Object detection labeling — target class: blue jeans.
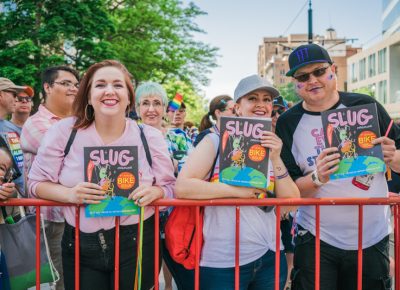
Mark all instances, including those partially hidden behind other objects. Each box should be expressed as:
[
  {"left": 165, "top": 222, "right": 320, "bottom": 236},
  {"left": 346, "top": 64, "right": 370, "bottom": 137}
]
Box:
[{"left": 200, "top": 250, "right": 287, "bottom": 290}]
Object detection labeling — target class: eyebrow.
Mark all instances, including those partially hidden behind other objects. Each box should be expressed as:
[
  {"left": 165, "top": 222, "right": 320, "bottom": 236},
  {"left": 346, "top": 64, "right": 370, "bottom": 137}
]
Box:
[{"left": 295, "top": 65, "right": 328, "bottom": 76}]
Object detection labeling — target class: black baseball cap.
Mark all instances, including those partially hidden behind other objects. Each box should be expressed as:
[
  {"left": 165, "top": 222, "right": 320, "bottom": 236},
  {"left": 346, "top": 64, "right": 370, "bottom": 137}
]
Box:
[{"left": 286, "top": 44, "right": 332, "bottom": 77}]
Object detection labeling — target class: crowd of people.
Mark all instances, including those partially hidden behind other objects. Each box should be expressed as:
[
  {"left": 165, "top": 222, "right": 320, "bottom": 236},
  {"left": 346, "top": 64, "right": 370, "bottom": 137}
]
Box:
[{"left": 0, "top": 43, "right": 399, "bottom": 290}]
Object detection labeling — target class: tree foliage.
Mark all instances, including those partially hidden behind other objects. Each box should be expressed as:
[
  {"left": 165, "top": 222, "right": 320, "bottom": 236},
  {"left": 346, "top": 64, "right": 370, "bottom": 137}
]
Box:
[
  {"left": 0, "top": 0, "right": 218, "bottom": 122},
  {"left": 277, "top": 82, "right": 301, "bottom": 104}
]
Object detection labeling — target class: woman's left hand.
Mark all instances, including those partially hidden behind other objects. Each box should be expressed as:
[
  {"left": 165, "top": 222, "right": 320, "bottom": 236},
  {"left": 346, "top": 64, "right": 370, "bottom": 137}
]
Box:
[
  {"left": 260, "top": 131, "right": 283, "bottom": 162},
  {"left": 128, "top": 185, "right": 164, "bottom": 207}
]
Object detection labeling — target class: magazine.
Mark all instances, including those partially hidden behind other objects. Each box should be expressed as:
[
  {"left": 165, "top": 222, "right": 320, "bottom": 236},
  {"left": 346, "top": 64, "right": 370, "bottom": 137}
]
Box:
[
  {"left": 321, "top": 103, "right": 386, "bottom": 180},
  {"left": 84, "top": 146, "right": 140, "bottom": 217},
  {"left": 219, "top": 116, "right": 271, "bottom": 189}
]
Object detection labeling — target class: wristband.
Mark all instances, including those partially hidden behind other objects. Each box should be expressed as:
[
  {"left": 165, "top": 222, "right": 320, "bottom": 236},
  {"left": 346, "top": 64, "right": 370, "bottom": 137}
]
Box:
[{"left": 276, "top": 170, "right": 289, "bottom": 180}]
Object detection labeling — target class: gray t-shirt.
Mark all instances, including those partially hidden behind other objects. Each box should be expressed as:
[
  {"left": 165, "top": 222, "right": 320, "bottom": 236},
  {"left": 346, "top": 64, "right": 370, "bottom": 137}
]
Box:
[
  {"left": 276, "top": 92, "right": 400, "bottom": 250},
  {"left": 200, "top": 132, "right": 282, "bottom": 268}
]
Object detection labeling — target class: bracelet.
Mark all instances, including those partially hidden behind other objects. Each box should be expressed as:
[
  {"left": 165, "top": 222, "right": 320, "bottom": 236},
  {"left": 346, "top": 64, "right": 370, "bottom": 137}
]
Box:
[{"left": 276, "top": 170, "right": 289, "bottom": 180}]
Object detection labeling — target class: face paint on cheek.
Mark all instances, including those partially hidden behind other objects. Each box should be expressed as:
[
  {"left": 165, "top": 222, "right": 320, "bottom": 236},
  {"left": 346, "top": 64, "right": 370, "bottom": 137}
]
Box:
[
  {"left": 327, "top": 74, "right": 334, "bottom": 80},
  {"left": 296, "top": 83, "right": 304, "bottom": 90}
]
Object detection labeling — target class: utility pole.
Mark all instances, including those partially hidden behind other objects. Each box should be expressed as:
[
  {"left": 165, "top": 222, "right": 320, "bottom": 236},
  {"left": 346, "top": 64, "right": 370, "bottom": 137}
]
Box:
[{"left": 308, "top": 0, "right": 313, "bottom": 44}]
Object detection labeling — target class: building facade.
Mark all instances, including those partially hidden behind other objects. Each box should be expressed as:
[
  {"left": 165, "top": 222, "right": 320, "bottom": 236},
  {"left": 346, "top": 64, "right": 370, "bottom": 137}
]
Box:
[
  {"left": 347, "top": 0, "right": 400, "bottom": 118},
  {"left": 258, "top": 29, "right": 359, "bottom": 91}
]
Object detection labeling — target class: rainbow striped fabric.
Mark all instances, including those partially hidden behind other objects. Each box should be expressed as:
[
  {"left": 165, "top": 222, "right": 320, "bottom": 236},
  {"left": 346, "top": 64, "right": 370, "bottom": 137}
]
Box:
[{"left": 168, "top": 93, "right": 183, "bottom": 112}]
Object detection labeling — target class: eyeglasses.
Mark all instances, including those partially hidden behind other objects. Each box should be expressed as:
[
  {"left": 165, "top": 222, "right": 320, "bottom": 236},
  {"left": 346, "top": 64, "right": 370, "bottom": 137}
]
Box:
[
  {"left": 293, "top": 66, "right": 330, "bottom": 83},
  {"left": 272, "top": 107, "right": 286, "bottom": 117},
  {"left": 15, "top": 96, "right": 33, "bottom": 103},
  {"left": 53, "top": 81, "right": 80, "bottom": 89}
]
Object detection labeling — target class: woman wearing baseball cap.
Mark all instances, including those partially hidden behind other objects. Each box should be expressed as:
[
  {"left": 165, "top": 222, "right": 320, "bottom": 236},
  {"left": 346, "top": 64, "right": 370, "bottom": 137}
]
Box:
[{"left": 175, "top": 74, "right": 299, "bottom": 290}]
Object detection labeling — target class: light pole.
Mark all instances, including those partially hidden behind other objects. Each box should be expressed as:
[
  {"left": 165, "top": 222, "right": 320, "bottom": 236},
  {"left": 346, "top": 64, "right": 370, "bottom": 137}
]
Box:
[{"left": 308, "top": 0, "right": 313, "bottom": 44}]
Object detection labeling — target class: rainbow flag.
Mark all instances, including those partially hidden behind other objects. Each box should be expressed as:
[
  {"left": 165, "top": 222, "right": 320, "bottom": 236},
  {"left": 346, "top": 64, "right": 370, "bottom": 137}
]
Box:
[{"left": 168, "top": 93, "right": 183, "bottom": 112}]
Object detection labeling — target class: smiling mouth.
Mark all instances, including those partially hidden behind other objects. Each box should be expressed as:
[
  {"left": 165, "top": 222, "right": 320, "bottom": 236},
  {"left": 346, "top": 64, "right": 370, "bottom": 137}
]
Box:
[
  {"left": 308, "top": 86, "right": 322, "bottom": 92},
  {"left": 253, "top": 111, "right": 267, "bottom": 116},
  {"left": 102, "top": 99, "right": 119, "bottom": 106}
]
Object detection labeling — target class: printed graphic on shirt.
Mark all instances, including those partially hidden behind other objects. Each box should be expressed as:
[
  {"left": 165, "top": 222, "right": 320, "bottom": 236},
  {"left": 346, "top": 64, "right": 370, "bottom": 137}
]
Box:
[
  {"left": 4, "top": 132, "right": 24, "bottom": 174},
  {"left": 306, "top": 128, "right": 326, "bottom": 167},
  {"left": 84, "top": 146, "right": 140, "bottom": 218},
  {"left": 219, "top": 116, "right": 271, "bottom": 189},
  {"left": 321, "top": 103, "right": 385, "bottom": 179}
]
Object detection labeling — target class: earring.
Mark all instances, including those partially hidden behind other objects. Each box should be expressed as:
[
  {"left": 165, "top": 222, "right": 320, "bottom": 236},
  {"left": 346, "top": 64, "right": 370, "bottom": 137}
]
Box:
[{"left": 84, "top": 103, "right": 94, "bottom": 121}]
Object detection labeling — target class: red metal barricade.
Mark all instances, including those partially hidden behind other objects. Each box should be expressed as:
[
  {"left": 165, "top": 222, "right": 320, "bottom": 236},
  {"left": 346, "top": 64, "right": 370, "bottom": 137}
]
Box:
[{"left": 1, "top": 197, "right": 400, "bottom": 290}]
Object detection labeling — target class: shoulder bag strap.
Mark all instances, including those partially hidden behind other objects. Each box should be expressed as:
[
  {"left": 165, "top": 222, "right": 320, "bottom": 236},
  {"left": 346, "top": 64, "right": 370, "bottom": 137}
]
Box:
[{"left": 138, "top": 124, "right": 153, "bottom": 168}]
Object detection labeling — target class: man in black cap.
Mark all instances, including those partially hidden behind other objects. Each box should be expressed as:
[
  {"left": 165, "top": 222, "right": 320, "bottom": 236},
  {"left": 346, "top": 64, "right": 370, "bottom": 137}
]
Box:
[{"left": 276, "top": 43, "right": 400, "bottom": 290}]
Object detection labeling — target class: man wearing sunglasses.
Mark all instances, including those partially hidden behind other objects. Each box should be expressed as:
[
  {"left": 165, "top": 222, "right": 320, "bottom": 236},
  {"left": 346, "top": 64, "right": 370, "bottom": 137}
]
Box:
[
  {"left": 276, "top": 43, "right": 400, "bottom": 290},
  {"left": 0, "top": 78, "right": 28, "bottom": 198},
  {"left": 11, "top": 86, "right": 34, "bottom": 129}
]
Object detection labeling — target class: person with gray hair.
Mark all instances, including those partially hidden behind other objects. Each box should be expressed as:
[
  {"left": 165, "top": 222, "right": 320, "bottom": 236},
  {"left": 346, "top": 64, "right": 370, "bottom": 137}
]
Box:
[
  {"left": 135, "top": 81, "right": 168, "bottom": 133},
  {"left": 135, "top": 81, "right": 175, "bottom": 290}
]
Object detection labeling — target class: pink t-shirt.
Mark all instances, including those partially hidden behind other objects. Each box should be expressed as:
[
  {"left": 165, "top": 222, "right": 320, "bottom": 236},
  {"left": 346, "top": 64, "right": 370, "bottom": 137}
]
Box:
[{"left": 28, "top": 117, "right": 175, "bottom": 233}]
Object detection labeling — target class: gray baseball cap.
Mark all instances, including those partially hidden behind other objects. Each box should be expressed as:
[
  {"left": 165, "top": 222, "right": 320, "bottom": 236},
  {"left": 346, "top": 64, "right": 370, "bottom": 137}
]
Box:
[{"left": 234, "top": 75, "right": 279, "bottom": 103}]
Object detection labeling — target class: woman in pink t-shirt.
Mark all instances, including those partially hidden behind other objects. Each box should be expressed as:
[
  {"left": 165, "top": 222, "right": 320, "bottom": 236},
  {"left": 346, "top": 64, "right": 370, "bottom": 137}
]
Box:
[{"left": 28, "top": 60, "right": 175, "bottom": 290}]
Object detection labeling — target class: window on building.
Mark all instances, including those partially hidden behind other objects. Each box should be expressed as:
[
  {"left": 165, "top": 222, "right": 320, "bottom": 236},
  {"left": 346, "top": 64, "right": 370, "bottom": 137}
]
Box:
[
  {"left": 378, "top": 80, "right": 387, "bottom": 103},
  {"left": 359, "top": 58, "right": 366, "bottom": 81},
  {"left": 351, "top": 63, "right": 357, "bottom": 83},
  {"left": 378, "top": 48, "right": 387, "bottom": 74},
  {"left": 368, "top": 54, "right": 376, "bottom": 77}
]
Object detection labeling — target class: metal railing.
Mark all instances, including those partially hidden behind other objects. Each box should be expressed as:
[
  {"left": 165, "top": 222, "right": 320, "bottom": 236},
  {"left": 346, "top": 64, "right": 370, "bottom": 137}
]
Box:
[{"left": 1, "top": 196, "right": 400, "bottom": 290}]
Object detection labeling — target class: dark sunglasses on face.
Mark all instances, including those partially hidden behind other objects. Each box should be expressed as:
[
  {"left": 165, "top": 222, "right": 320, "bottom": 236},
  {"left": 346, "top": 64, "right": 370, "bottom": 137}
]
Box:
[
  {"left": 272, "top": 107, "right": 286, "bottom": 117},
  {"left": 293, "top": 65, "right": 330, "bottom": 83},
  {"left": 15, "top": 96, "right": 33, "bottom": 103}
]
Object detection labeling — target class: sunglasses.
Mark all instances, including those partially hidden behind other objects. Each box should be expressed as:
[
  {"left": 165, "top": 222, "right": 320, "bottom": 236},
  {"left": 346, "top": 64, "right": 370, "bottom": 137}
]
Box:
[
  {"left": 272, "top": 107, "right": 286, "bottom": 117},
  {"left": 293, "top": 66, "right": 330, "bottom": 83},
  {"left": 15, "top": 96, "right": 33, "bottom": 103}
]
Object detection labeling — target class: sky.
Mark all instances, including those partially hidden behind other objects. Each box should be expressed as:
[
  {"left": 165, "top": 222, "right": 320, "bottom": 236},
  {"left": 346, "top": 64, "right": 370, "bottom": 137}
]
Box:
[{"left": 187, "top": 0, "right": 383, "bottom": 100}]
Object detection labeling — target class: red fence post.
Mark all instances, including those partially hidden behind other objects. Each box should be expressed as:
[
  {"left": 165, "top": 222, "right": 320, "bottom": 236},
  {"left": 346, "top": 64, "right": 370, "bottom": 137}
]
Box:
[
  {"left": 275, "top": 206, "right": 281, "bottom": 290},
  {"left": 195, "top": 206, "right": 201, "bottom": 290},
  {"left": 154, "top": 207, "right": 160, "bottom": 290},
  {"left": 357, "top": 205, "right": 363, "bottom": 290},
  {"left": 315, "top": 205, "right": 320, "bottom": 290},
  {"left": 114, "top": 217, "right": 120, "bottom": 290},
  {"left": 75, "top": 206, "right": 80, "bottom": 290},
  {"left": 35, "top": 206, "right": 41, "bottom": 290},
  {"left": 235, "top": 206, "right": 240, "bottom": 290}
]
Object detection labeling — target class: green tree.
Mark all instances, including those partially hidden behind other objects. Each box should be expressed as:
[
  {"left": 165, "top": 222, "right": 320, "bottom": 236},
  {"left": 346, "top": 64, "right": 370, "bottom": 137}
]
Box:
[
  {"left": 353, "top": 86, "right": 375, "bottom": 97},
  {"left": 277, "top": 82, "right": 301, "bottom": 103},
  {"left": 106, "top": 0, "right": 218, "bottom": 88},
  {"left": 163, "top": 79, "right": 207, "bottom": 125},
  {"left": 1, "top": 0, "right": 218, "bottom": 117},
  {"left": 0, "top": 0, "right": 116, "bottom": 104}
]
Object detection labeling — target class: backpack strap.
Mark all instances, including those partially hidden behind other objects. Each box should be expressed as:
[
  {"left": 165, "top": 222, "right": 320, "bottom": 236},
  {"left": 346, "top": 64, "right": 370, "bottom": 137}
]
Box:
[
  {"left": 208, "top": 147, "right": 219, "bottom": 182},
  {"left": 138, "top": 124, "right": 152, "bottom": 168},
  {"left": 64, "top": 127, "right": 77, "bottom": 157}
]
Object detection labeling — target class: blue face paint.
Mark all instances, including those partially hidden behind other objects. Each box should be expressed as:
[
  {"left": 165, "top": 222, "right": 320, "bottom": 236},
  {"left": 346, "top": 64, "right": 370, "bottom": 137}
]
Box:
[
  {"left": 296, "top": 83, "right": 304, "bottom": 90},
  {"left": 328, "top": 74, "right": 334, "bottom": 80}
]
